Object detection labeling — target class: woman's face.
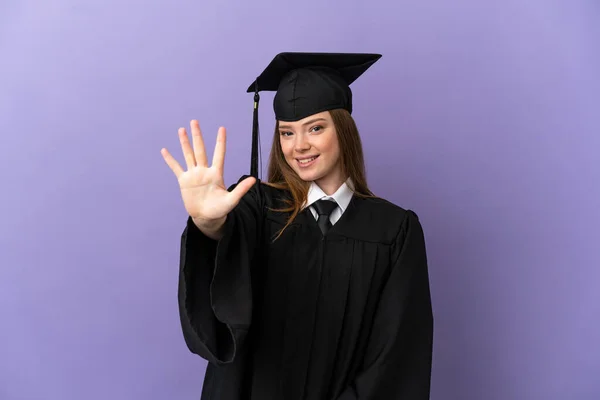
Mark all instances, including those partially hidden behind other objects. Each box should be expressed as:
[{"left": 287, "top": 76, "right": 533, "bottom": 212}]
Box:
[{"left": 278, "top": 111, "right": 344, "bottom": 193}]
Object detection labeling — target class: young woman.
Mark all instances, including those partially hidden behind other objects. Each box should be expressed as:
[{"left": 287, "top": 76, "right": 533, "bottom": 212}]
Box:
[{"left": 161, "top": 52, "right": 433, "bottom": 400}]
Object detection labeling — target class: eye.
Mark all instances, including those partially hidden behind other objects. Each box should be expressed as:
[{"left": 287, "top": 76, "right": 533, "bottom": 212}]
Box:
[
  {"left": 280, "top": 131, "right": 293, "bottom": 137},
  {"left": 310, "top": 125, "right": 323, "bottom": 133}
]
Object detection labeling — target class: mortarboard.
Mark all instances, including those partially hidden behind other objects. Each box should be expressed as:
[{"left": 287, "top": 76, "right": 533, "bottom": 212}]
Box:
[{"left": 246, "top": 52, "right": 382, "bottom": 178}]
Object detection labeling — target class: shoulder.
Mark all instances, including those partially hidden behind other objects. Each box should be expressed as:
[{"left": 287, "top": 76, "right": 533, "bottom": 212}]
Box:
[
  {"left": 353, "top": 195, "right": 423, "bottom": 237},
  {"left": 355, "top": 194, "right": 418, "bottom": 221}
]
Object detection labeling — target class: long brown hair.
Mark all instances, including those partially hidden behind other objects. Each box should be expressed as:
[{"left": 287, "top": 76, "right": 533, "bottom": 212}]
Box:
[{"left": 265, "top": 108, "right": 375, "bottom": 238}]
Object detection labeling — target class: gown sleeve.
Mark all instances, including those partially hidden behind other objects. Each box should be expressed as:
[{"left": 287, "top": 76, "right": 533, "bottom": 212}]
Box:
[
  {"left": 336, "top": 210, "right": 434, "bottom": 400},
  {"left": 177, "top": 176, "right": 264, "bottom": 366}
]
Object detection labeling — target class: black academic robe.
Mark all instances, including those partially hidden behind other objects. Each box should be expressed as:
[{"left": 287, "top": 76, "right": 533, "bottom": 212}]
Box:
[{"left": 178, "top": 176, "right": 433, "bottom": 400}]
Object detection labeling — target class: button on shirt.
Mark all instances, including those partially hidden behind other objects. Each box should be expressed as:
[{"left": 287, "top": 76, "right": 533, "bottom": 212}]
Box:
[{"left": 304, "top": 180, "right": 354, "bottom": 225}]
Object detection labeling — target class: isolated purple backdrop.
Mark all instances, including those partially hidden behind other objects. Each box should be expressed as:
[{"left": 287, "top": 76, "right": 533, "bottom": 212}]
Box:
[{"left": 1, "top": 1, "right": 599, "bottom": 399}]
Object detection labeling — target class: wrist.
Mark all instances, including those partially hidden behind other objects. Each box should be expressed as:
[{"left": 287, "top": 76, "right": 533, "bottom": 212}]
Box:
[{"left": 192, "top": 215, "right": 227, "bottom": 240}]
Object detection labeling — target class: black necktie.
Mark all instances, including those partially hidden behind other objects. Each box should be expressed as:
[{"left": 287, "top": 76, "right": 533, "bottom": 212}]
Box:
[{"left": 313, "top": 199, "right": 338, "bottom": 235}]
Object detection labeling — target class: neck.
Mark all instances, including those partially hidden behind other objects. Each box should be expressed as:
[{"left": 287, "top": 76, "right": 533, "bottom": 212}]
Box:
[{"left": 315, "top": 171, "right": 347, "bottom": 196}]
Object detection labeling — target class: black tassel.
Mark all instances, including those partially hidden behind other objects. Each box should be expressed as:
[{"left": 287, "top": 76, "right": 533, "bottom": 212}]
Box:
[{"left": 251, "top": 81, "right": 260, "bottom": 178}]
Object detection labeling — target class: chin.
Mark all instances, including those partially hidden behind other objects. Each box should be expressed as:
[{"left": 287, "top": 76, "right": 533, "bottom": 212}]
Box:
[{"left": 295, "top": 168, "right": 323, "bottom": 182}]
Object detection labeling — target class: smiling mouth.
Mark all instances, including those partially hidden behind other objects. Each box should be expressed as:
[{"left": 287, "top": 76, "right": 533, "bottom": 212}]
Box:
[{"left": 296, "top": 155, "right": 320, "bottom": 167}]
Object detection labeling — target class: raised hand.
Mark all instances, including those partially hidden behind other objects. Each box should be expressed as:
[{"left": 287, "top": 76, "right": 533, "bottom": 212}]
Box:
[{"left": 161, "top": 120, "right": 256, "bottom": 233}]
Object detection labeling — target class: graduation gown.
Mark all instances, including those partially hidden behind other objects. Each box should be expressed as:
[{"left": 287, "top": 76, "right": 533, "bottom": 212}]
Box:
[{"left": 178, "top": 176, "right": 433, "bottom": 400}]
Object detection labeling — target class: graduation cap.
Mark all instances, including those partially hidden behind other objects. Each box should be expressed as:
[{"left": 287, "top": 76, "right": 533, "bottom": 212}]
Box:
[{"left": 246, "top": 52, "right": 382, "bottom": 178}]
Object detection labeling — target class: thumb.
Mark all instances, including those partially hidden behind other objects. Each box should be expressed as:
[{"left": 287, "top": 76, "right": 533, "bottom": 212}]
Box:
[{"left": 228, "top": 176, "right": 257, "bottom": 203}]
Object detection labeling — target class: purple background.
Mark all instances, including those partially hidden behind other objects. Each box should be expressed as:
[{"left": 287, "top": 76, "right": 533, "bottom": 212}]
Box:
[{"left": 1, "top": 1, "right": 599, "bottom": 399}]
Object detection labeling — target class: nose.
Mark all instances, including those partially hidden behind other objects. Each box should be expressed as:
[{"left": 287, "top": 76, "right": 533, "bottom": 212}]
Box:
[{"left": 294, "top": 133, "right": 310, "bottom": 152}]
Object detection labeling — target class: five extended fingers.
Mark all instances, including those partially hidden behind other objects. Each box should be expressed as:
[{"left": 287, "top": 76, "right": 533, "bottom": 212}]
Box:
[
  {"left": 161, "top": 120, "right": 212, "bottom": 174},
  {"left": 162, "top": 121, "right": 244, "bottom": 197}
]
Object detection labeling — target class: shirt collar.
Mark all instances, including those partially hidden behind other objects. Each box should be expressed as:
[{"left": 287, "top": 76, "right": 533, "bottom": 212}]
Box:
[{"left": 304, "top": 179, "right": 354, "bottom": 212}]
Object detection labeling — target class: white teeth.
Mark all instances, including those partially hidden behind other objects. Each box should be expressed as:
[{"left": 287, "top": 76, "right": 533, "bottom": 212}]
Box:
[{"left": 298, "top": 156, "right": 317, "bottom": 164}]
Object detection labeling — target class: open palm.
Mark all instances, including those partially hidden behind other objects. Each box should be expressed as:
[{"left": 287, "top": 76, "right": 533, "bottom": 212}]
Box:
[{"left": 161, "top": 120, "right": 256, "bottom": 223}]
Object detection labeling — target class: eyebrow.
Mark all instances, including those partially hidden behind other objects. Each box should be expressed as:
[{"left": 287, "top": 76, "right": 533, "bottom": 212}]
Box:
[{"left": 279, "top": 118, "right": 327, "bottom": 130}]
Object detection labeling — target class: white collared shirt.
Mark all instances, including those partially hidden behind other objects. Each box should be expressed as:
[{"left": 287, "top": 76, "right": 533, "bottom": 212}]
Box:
[{"left": 303, "top": 180, "right": 354, "bottom": 225}]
